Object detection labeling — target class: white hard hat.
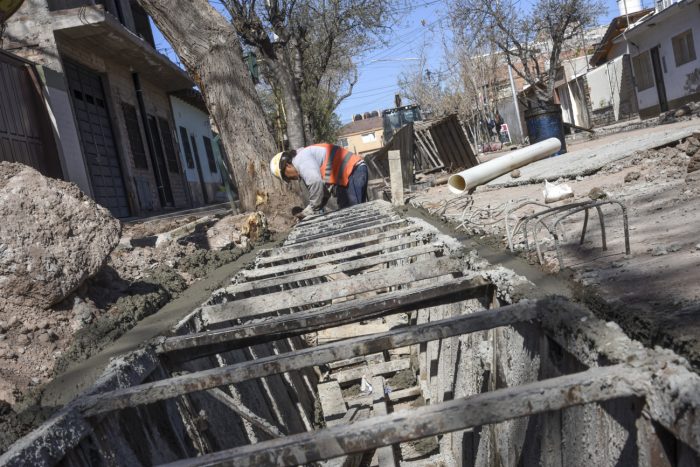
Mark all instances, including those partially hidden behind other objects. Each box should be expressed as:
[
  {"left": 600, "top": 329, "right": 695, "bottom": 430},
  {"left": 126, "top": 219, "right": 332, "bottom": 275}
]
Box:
[{"left": 270, "top": 152, "right": 284, "bottom": 180}]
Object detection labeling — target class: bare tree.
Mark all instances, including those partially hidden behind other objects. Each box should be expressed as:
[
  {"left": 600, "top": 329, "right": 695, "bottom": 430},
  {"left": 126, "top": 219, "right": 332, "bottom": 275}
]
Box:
[
  {"left": 137, "top": 0, "right": 302, "bottom": 217},
  {"left": 452, "top": 0, "right": 605, "bottom": 106},
  {"left": 397, "top": 36, "right": 504, "bottom": 149},
  {"left": 223, "top": 0, "right": 399, "bottom": 147}
]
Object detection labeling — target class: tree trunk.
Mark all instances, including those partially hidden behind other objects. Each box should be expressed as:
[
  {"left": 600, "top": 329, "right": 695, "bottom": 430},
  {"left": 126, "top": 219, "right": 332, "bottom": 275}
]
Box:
[
  {"left": 269, "top": 58, "right": 306, "bottom": 149},
  {"left": 137, "top": 0, "right": 302, "bottom": 218}
]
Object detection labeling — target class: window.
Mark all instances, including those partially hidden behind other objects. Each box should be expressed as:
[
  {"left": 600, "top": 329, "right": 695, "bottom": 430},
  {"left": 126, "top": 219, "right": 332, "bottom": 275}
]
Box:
[
  {"left": 632, "top": 51, "right": 655, "bottom": 91},
  {"left": 672, "top": 29, "right": 696, "bottom": 67},
  {"left": 338, "top": 137, "right": 348, "bottom": 147},
  {"left": 121, "top": 103, "right": 148, "bottom": 169},
  {"left": 361, "top": 132, "right": 376, "bottom": 143},
  {"left": 190, "top": 135, "right": 202, "bottom": 172},
  {"left": 179, "top": 126, "right": 195, "bottom": 168},
  {"left": 157, "top": 117, "right": 180, "bottom": 174},
  {"left": 202, "top": 136, "right": 218, "bottom": 173}
]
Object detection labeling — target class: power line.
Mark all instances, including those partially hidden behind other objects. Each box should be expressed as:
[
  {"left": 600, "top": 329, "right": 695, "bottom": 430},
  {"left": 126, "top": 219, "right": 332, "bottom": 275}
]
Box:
[{"left": 359, "top": 14, "right": 447, "bottom": 64}]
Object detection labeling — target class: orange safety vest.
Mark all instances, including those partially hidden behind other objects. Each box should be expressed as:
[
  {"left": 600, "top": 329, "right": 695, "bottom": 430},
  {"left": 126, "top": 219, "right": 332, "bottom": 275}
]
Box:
[{"left": 316, "top": 144, "right": 363, "bottom": 188}]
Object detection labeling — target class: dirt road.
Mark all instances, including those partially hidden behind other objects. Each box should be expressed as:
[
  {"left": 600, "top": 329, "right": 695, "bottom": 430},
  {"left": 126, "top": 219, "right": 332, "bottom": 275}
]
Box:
[{"left": 411, "top": 119, "right": 700, "bottom": 369}]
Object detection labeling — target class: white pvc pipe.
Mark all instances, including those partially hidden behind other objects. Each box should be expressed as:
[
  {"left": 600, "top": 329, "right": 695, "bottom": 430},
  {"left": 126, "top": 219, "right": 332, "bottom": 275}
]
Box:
[{"left": 448, "top": 137, "right": 561, "bottom": 195}]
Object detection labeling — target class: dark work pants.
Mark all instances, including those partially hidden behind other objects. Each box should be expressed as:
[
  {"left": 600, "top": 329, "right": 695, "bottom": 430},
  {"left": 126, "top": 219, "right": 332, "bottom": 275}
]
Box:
[{"left": 337, "top": 164, "right": 368, "bottom": 209}]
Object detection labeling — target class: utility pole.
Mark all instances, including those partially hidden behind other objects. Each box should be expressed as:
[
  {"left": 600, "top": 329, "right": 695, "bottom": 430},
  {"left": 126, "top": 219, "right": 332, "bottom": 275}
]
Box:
[{"left": 508, "top": 64, "right": 524, "bottom": 143}]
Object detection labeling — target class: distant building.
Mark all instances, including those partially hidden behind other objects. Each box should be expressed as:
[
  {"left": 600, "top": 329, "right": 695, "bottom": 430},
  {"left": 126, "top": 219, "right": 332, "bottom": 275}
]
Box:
[
  {"left": 2, "top": 0, "right": 196, "bottom": 217},
  {"left": 624, "top": 0, "right": 700, "bottom": 118},
  {"left": 170, "top": 90, "right": 228, "bottom": 206},
  {"left": 337, "top": 114, "right": 384, "bottom": 157}
]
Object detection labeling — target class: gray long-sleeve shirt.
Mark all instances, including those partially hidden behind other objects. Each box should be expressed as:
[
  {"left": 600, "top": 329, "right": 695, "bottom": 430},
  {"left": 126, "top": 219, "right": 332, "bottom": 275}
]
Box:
[{"left": 292, "top": 146, "right": 331, "bottom": 213}]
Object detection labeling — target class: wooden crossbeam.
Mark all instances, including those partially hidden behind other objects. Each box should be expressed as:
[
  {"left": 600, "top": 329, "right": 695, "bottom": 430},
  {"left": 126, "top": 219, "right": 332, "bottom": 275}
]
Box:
[
  {"left": 333, "top": 359, "right": 411, "bottom": 384},
  {"left": 254, "top": 225, "right": 422, "bottom": 267},
  {"left": 370, "top": 376, "right": 396, "bottom": 467},
  {"left": 260, "top": 220, "right": 409, "bottom": 259},
  {"left": 206, "top": 388, "right": 284, "bottom": 438},
  {"left": 161, "top": 276, "right": 490, "bottom": 362},
  {"left": 290, "top": 205, "right": 395, "bottom": 231},
  {"left": 298, "top": 202, "right": 395, "bottom": 226},
  {"left": 241, "top": 235, "right": 424, "bottom": 281},
  {"left": 289, "top": 213, "right": 398, "bottom": 238},
  {"left": 227, "top": 244, "right": 443, "bottom": 296},
  {"left": 158, "top": 364, "right": 646, "bottom": 467},
  {"left": 202, "top": 257, "right": 464, "bottom": 325},
  {"left": 285, "top": 217, "right": 404, "bottom": 245},
  {"left": 328, "top": 354, "right": 385, "bottom": 370},
  {"left": 80, "top": 301, "right": 538, "bottom": 416},
  {"left": 317, "top": 381, "right": 347, "bottom": 425},
  {"left": 346, "top": 386, "right": 422, "bottom": 406}
]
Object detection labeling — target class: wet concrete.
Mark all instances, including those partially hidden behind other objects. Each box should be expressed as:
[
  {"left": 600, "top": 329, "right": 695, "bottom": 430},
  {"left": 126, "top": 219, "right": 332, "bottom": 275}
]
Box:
[
  {"left": 39, "top": 237, "right": 285, "bottom": 409},
  {"left": 402, "top": 204, "right": 575, "bottom": 300}
]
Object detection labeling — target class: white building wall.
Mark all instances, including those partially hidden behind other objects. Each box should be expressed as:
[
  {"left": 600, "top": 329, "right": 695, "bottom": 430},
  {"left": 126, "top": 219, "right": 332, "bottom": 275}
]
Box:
[
  {"left": 630, "top": 2, "right": 700, "bottom": 111},
  {"left": 587, "top": 66, "right": 614, "bottom": 110},
  {"left": 170, "top": 97, "right": 220, "bottom": 184},
  {"left": 170, "top": 97, "right": 223, "bottom": 205}
]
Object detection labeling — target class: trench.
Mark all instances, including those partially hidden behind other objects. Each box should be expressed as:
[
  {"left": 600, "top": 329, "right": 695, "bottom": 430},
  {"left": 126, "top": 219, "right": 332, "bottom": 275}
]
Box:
[{"left": 1, "top": 200, "right": 699, "bottom": 466}]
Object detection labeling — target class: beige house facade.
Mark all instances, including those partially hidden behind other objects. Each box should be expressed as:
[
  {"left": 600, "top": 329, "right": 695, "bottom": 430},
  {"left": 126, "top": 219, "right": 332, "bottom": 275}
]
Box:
[{"left": 337, "top": 115, "right": 384, "bottom": 157}]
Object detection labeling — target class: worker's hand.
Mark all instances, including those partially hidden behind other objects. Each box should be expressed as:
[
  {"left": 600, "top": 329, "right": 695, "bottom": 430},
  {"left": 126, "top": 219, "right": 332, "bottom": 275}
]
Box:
[{"left": 297, "top": 206, "right": 316, "bottom": 220}]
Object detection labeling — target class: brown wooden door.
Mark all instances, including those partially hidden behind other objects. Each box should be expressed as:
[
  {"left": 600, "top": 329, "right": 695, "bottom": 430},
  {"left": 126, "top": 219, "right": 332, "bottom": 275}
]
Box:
[{"left": 0, "top": 51, "right": 62, "bottom": 178}]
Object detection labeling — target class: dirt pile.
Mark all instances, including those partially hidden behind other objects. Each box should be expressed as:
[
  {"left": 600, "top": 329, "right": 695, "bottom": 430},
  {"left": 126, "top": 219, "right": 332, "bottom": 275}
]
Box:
[
  {"left": 658, "top": 101, "right": 700, "bottom": 124},
  {"left": 0, "top": 162, "right": 121, "bottom": 407},
  {"left": 0, "top": 162, "right": 121, "bottom": 311},
  {"left": 0, "top": 205, "right": 268, "bottom": 437}
]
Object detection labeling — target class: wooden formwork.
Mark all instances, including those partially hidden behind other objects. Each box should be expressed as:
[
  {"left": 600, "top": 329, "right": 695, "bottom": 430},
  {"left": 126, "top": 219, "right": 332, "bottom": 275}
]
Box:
[{"left": 2, "top": 201, "right": 700, "bottom": 467}]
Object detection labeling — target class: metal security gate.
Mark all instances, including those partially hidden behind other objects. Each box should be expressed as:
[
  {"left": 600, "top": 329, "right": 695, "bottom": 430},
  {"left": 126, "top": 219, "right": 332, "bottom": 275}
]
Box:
[
  {"left": 0, "top": 50, "right": 62, "bottom": 178},
  {"left": 64, "top": 60, "right": 130, "bottom": 218}
]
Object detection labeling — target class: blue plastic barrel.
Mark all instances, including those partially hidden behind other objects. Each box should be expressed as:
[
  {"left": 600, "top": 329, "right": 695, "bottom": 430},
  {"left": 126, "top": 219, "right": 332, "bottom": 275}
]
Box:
[{"left": 524, "top": 104, "right": 567, "bottom": 155}]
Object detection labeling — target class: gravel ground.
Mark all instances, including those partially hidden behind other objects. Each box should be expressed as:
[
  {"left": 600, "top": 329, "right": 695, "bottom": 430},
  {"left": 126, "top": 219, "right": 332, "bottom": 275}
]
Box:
[{"left": 410, "top": 119, "right": 700, "bottom": 370}]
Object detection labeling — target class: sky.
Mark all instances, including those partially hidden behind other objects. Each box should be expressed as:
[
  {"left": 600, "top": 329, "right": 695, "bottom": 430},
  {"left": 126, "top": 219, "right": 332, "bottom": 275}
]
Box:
[{"left": 151, "top": 0, "right": 629, "bottom": 125}]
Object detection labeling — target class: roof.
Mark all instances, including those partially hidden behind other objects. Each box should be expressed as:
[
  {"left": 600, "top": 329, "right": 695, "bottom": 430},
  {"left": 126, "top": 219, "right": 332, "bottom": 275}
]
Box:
[
  {"left": 589, "top": 9, "right": 654, "bottom": 67},
  {"left": 338, "top": 116, "right": 383, "bottom": 137},
  {"left": 170, "top": 89, "right": 208, "bottom": 114},
  {"left": 625, "top": 0, "right": 698, "bottom": 38}
]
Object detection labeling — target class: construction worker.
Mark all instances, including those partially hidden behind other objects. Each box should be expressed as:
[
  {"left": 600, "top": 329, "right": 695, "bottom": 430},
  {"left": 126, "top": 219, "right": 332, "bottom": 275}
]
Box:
[{"left": 270, "top": 143, "right": 368, "bottom": 219}]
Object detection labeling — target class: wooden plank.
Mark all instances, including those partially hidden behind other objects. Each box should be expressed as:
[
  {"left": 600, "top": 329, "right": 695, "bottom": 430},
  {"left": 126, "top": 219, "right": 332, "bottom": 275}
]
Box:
[
  {"left": 371, "top": 376, "right": 397, "bottom": 467},
  {"left": 328, "top": 354, "right": 385, "bottom": 370},
  {"left": 349, "top": 386, "right": 421, "bottom": 405},
  {"left": 317, "top": 381, "right": 347, "bottom": 426},
  {"left": 206, "top": 388, "right": 284, "bottom": 438},
  {"left": 443, "top": 115, "right": 477, "bottom": 168},
  {"left": 80, "top": 300, "right": 538, "bottom": 416},
  {"left": 388, "top": 150, "right": 405, "bottom": 206},
  {"left": 414, "top": 129, "right": 441, "bottom": 169},
  {"left": 227, "top": 244, "right": 442, "bottom": 296},
  {"left": 161, "top": 276, "right": 491, "bottom": 365},
  {"left": 430, "top": 123, "right": 457, "bottom": 169},
  {"left": 240, "top": 234, "right": 426, "bottom": 281},
  {"left": 260, "top": 220, "right": 421, "bottom": 263},
  {"left": 297, "top": 201, "right": 394, "bottom": 225},
  {"left": 202, "top": 257, "right": 464, "bottom": 325},
  {"left": 254, "top": 225, "right": 422, "bottom": 266},
  {"left": 333, "top": 359, "right": 411, "bottom": 384},
  {"left": 286, "top": 217, "right": 404, "bottom": 245},
  {"left": 158, "top": 364, "right": 646, "bottom": 467},
  {"left": 289, "top": 213, "right": 398, "bottom": 240},
  {"left": 292, "top": 208, "right": 395, "bottom": 230},
  {"left": 441, "top": 117, "right": 464, "bottom": 169},
  {"left": 387, "top": 386, "right": 421, "bottom": 401}
]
